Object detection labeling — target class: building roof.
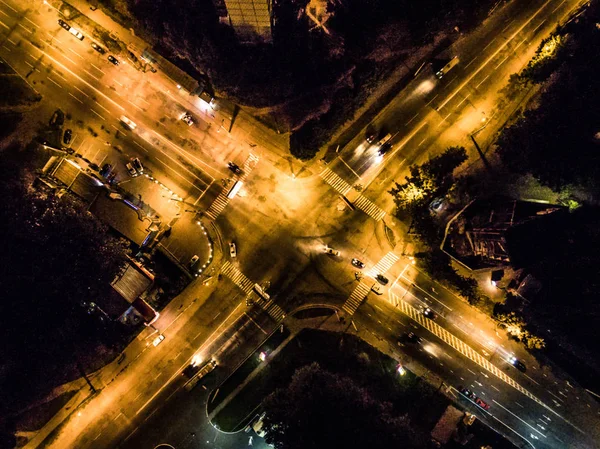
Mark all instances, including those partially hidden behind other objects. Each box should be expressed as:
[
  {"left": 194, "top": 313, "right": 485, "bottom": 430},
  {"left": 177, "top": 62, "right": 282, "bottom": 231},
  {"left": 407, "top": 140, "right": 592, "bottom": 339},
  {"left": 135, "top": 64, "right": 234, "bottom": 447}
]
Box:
[
  {"left": 52, "top": 158, "right": 103, "bottom": 203},
  {"left": 111, "top": 262, "right": 154, "bottom": 303},
  {"left": 431, "top": 405, "right": 463, "bottom": 444},
  {"left": 90, "top": 194, "right": 152, "bottom": 246}
]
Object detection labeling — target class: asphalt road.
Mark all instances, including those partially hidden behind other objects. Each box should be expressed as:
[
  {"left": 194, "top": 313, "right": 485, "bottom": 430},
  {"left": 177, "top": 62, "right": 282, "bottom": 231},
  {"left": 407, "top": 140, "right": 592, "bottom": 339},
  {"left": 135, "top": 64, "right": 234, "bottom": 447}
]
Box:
[{"left": 2, "top": 0, "right": 599, "bottom": 449}]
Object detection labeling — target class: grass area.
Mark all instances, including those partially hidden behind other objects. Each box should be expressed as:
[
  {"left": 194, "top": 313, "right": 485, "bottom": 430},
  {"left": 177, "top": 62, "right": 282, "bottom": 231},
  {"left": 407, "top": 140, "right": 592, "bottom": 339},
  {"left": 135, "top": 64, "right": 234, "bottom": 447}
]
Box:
[
  {"left": 15, "top": 391, "right": 77, "bottom": 432},
  {"left": 212, "top": 329, "right": 449, "bottom": 433},
  {"left": 208, "top": 327, "right": 291, "bottom": 416},
  {"left": 292, "top": 308, "right": 334, "bottom": 319}
]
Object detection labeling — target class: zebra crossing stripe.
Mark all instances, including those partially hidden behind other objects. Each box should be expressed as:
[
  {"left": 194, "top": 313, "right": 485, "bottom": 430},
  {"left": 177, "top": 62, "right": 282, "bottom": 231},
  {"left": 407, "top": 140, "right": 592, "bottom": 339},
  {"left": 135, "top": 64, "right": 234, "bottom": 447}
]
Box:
[
  {"left": 342, "top": 282, "right": 371, "bottom": 315},
  {"left": 354, "top": 195, "right": 386, "bottom": 221},
  {"left": 319, "top": 168, "right": 352, "bottom": 195},
  {"left": 221, "top": 261, "right": 253, "bottom": 294},
  {"left": 368, "top": 252, "right": 399, "bottom": 276}
]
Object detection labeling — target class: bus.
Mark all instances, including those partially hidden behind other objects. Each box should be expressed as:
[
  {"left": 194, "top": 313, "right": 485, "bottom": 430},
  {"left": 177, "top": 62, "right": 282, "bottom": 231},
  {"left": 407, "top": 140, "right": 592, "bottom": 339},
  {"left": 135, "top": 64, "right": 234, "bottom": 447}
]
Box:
[{"left": 436, "top": 56, "right": 459, "bottom": 79}]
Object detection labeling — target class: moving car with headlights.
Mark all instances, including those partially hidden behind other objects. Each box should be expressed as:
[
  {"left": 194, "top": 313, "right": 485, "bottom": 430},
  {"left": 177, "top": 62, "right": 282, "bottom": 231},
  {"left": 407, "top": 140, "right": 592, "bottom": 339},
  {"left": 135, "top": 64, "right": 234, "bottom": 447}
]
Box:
[
  {"left": 508, "top": 355, "right": 527, "bottom": 372},
  {"left": 91, "top": 42, "right": 106, "bottom": 54},
  {"left": 229, "top": 242, "right": 237, "bottom": 258},
  {"left": 58, "top": 19, "right": 70, "bottom": 30},
  {"left": 228, "top": 161, "right": 242, "bottom": 175},
  {"left": 459, "top": 386, "right": 490, "bottom": 410},
  {"left": 108, "top": 55, "right": 120, "bottom": 65},
  {"left": 436, "top": 56, "right": 459, "bottom": 79},
  {"left": 423, "top": 307, "right": 436, "bottom": 320},
  {"left": 181, "top": 112, "right": 194, "bottom": 126}
]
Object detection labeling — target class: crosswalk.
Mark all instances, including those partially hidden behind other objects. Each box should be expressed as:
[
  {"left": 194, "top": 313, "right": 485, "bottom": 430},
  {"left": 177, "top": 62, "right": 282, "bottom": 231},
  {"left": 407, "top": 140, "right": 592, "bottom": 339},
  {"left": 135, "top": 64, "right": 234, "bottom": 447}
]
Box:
[
  {"left": 366, "top": 252, "right": 399, "bottom": 277},
  {"left": 220, "top": 261, "right": 286, "bottom": 322},
  {"left": 252, "top": 294, "right": 286, "bottom": 322},
  {"left": 320, "top": 167, "right": 352, "bottom": 195},
  {"left": 220, "top": 261, "right": 254, "bottom": 294},
  {"left": 319, "top": 167, "right": 386, "bottom": 221},
  {"left": 342, "top": 282, "right": 371, "bottom": 315},
  {"left": 354, "top": 195, "right": 386, "bottom": 221},
  {"left": 205, "top": 154, "right": 259, "bottom": 220}
]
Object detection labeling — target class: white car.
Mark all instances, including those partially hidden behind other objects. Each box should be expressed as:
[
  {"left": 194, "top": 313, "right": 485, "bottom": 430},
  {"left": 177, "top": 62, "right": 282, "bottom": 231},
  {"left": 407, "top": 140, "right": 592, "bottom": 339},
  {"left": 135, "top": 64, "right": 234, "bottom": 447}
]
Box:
[
  {"left": 69, "top": 27, "right": 84, "bottom": 40},
  {"left": 120, "top": 115, "right": 137, "bottom": 130},
  {"left": 152, "top": 334, "right": 165, "bottom": 347},
  {"left": 229, "top": 242, "right": 237, "bottom": 258}
]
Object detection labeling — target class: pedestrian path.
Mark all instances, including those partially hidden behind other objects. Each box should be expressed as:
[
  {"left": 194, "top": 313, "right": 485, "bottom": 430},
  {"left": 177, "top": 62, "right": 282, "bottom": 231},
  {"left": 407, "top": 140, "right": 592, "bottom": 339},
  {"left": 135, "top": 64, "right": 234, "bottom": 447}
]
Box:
[
  {"left": 205, "top": 153, "right": 259, "bottom": 220},
  {"left": 342, "top": 282, "right": 371, "bottom": 315},
  {"left": 220, "top": 261, "right": 254, "bottom": 294},
  {"left": 366, "top": 252, "right": 399, "bottom": 277},
  {"left": 319, "top": 167, "right": 386, "bottom": 221},
  {"left": 353, "top": 195, "right": 386, "bottom": 221},
  {"left": 319, "top": 167, "right": 352, "bottom": 195}
]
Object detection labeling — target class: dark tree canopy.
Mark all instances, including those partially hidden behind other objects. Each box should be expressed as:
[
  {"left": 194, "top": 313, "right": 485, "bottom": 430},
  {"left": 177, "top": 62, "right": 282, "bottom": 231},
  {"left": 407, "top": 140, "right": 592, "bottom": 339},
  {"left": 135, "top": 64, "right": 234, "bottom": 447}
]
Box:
[
  {"left": 0, "top": 152, "right": 129, "bottom": 414},
  {"left": 262, "top": 363, "right": 423, "bottom": 449}
]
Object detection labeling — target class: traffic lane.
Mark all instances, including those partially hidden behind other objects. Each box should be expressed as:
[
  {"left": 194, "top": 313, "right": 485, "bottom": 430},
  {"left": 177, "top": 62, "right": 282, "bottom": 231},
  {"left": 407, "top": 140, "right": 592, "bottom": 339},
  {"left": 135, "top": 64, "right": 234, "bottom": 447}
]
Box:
[
  {"left": 354, "top": 302, "right": 582, "bottom": 449},
  {"left": 395, "top": 265, "right": 600, "bottom": 424}
]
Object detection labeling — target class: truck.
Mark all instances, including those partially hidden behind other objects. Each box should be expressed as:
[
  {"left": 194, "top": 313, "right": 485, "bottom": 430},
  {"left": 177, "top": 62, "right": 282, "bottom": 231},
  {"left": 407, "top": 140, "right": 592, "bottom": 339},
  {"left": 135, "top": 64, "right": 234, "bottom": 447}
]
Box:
[
  {"left": 184, "top": 359, "right": 217, "bottom": 391},
  {"left": 436, "top": 56, "right": 459, "bottom": 79}
]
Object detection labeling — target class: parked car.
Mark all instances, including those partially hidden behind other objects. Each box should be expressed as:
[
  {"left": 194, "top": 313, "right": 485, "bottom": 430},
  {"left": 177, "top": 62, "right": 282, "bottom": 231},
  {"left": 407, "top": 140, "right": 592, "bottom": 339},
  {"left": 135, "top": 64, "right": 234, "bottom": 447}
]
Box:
[
  {"left": 324, "top": 245, "right": 340, "bottom": 256},
  {"left": 227, "top": 162, "right": 242, "bottom": 175},
  {"left": 125, "top": 162, "right": 137, "bottom": 177},
  {"left": 152, "top": 334, "right": 165, "bottom": 347},
  {"left": 181, "top": 112, "right": 194, "bottom": 126},
  {"left": 100, "top": 163, "right": 112, "bottom": 177},
  {"left": 68, "top": 27, "right": 84, "bottom": 40},
  {"left": 63, "top": 129, "right": 72, "bottom": 145},
  {"left": 375, "top": 274, "right": 389, "bottom": 285},
  {"left": 252, "top": 413, "right": 267, "bottom": 438},
  {"left": 91, "top": 42, "right": 106, "bottom": 54},
  {"left": 229, "top": 242, "right": 237, "bottom": 258},
  {"left": 120, "top": 115, "right": 136, "bottom": 130},
  {"left": 131, "top": 157, "right": 143, "bottom": 174},
  {"left": 189, "top": 255, "right": 199, "bottom": 267},
  {"left": 108, "top": 55, "right": 119, "bottom": 65},
  {"left": 459, "top": 387, "right": 490, "bottom": 410},
  {"left": 351, "top": 258, "right": 365, "bottom": 269},
  {"left": 58, "top": 19, "right": 70, "bottom": 31}
]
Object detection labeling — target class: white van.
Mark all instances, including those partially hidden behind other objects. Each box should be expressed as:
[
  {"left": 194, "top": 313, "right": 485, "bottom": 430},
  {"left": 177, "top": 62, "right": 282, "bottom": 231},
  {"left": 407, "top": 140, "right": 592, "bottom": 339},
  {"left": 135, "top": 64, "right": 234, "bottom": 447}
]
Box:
[{"left": 120, "top": 116, "right": 137, "bottom": 130}]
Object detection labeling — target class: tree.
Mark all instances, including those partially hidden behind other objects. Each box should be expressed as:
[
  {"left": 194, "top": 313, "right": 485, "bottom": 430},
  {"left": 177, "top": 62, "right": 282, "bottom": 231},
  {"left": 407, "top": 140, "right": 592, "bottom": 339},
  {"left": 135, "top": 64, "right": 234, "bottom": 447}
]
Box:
[
  {"left": 390, "top": 146, "right": 468, "bottom": 213},
  {"left": 0, "top": 151, "right": 130, "bottom": 415},
  {"left": 494, "top": 312, "right": 545, "bottom": 349},
  {"left": 262, "top": 363, "right": 423, "bottom": 449}
]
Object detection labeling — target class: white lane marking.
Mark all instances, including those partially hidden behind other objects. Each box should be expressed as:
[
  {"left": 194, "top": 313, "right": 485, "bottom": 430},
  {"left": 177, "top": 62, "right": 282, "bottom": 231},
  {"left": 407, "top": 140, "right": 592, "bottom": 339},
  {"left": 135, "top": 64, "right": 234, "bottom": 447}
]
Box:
[
  {"left": 0, "top": 0, "right": 17, "bottom": 13},
  {"left": 18, "top": 23, "right": 33, "bottom": 33},
  {"left": 94, "top": 101, "right": 111, "bottom": 114},
  {"left": 532, "top": 19, "right": 546, "bottom": 34},
  {"left": 552, "top": 0, "right": 567, "bottom": 14},
  {"left": 464, "top": 57, "right": 477, "bottom": 68},
  {"left": 491, "top": 385, "right": 500, "bottom": 392},
  {"left": 128, "top": 100, "right": 144, "bottom": 111},
  {"left": 74, "top": 85, "right": 89, "bottom": 98},
  {"left": 494, "top": 55, "right": 510, "bottom": 70},
  {"left": 83, "top": 69, "right": 100, "bottom": 80},
  {"left": 2, "top": 45, "right": 11, "bottom": 51},
  {"left": 47, "top": 77, "right": 62, "bottom": 88},
  {"left": 69, "top": 48, "right": 84, "bottom": 59},
  {"left": 114, "top": 79, "right": 123, "bottom": 87},
  {"left": 63, "top": 54, "right": 77, "bottom": 65},
  {"left": 501, "top": 18, "right": 515, "bottom": 33},
  {"left": 405, "top": 112, "right": 419, "bottom": 126},
  {"left": 68, "top": 92, "right": 83, "bottom": 104},
  {"left": 53, "top": 72, "right": 67, "bottom": 82},
  {"left": 24, "top": 17, "right": 38, "bottom": 28},
  {"left": 133, "top": 141, "right": 148, "bottom": 153},
  {"left": 7, "top": 37, "right": 16, "bottom": 45},
  {"left": 455, "top": 94, "right": 470, "bottom": 109},
  {"left": 425, "top": 94, "right": 438, "bottom": 107},
  {"left": 475, "top": 74, "right": 491, "bottom": 89},
  {"left": 492, "top": 400, "right": 546, "bottom": 438},
  {"left": 483, "top": 37, "right": 496, "bottom": 51},
  {"left": 91, "top": 63, "right": 104, "bottom": 73},
  {"left": 91, "top": 109, "right": 106, "bottom": 121},
  {"left": 467, "top": 368, "right": 477, "bottom": 375},
  {"left": 515, "top": 401, "right": 524, "bottom": 408}
]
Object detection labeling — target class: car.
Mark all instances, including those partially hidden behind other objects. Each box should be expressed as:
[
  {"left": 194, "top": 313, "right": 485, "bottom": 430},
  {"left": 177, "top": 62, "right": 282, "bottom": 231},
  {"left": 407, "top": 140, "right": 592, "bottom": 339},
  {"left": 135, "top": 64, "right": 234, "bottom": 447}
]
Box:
[
  {"left": 184, "top": 359, "right": 217, "bottom": 391},
  {"left": 189, "top": 255, "right": 199, "bottom": 267},
  {"left": 405, "top": 332, "right": 422, "bottom": 344},
  {"left": 125, "top": 162, "right": 137, "bottom": 177},
  {"left": 375, "top": 274, "right": 389, "bottom": 285},
  {"left": 182, "top": 355, "right": 203, "bottom": 378},
  {"left": 423, "top": 307, "right": 436, "bottom": 320},
  {"left": 91, "top": 42, "right": 106, "bottom": 54},
  {"left": 108, "top": 55, "right": 119, "bottom": 65},
  {"left": 152, "top": 334, "right": 165, "bottom": 347},
  {"left": 351, "top": 258, "right": 365, "bottom": 269},
  {"left": 227, "top": 162, "right": 242, "bottom": 175},
  {"left": 252, "top": 413, "right": 267, "bottom": 438},
  {"left": 508, "top": 356, "right": 527, "bottom": 372},
  {"left": 131, "top": 157, "right": 143, "bottom": 174},
  {"left": 371, "top": 284, "right": 383, "bottom": 295},
  {"left": 58, "top": 19, "right": 70, "bottom": 31},
  {"left": 100, "top": 163, "right": 112, "bottom": 177},
  {"left": 396, "top": 364, "right": 407, "bottom": 375},
  {"left": 459, "top": 387, "right": 490, "bottom": 410},
  {"left": 366, "top": 131, "right": 377, "bottom": 144},
  {"left": 377, "top": 142, "right": 392, "bottom": 156},
  {"left": 68, "top": 27, "right": 84, "bottom": 40},
  {"left": 181, "top": 112, "right": 194, "bottom": 126},
  {"left": 229, "top": 242, "right": 237, "bottom": 258},
  {"left": 324, "top": 245, "right": 340, "bottom": 256},
  {"left": 120, "top": 115, "right": 136, "bottom": 130},
  {"left": 63, "top": 129, "right": 72, "bottom": 145}
]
